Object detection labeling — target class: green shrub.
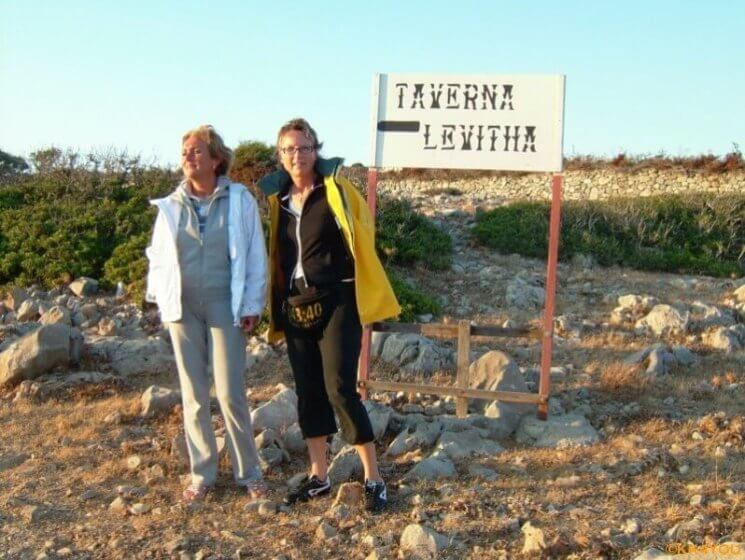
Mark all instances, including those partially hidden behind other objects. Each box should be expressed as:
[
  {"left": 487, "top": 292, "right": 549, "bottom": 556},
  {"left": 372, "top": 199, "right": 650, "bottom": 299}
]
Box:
[
  {"left": 473, "top": 194, "right": 745, "bottom": 277},
  {"left": 376, "top": 198, "right": 452, "bottom": 270},
  {"left": 0, "top": 147, "right": 453, "bottom": 320},
  {"left": 102, "top": 232, "right": 150, "bottom": 303},
  {"left": 388, "top": 270, "right": 441, "bottom": 322}
]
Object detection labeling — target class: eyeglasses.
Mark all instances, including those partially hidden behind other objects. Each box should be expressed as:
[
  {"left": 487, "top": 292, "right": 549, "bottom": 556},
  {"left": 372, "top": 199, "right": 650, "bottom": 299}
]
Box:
[{"left": 280, "top": 145, "right": 315, "bottom": 155}]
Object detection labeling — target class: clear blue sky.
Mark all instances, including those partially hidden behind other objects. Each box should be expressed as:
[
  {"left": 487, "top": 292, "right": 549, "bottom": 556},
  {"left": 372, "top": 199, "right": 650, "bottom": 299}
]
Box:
[{"left": 2, "top": 0, "right": 743, "bottom": 168}]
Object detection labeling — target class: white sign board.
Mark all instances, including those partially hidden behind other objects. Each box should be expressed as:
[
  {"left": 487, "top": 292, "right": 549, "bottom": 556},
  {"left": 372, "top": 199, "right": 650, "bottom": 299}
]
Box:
[{"left": 370, "top": 73, "right": 565, "bottom": 172}]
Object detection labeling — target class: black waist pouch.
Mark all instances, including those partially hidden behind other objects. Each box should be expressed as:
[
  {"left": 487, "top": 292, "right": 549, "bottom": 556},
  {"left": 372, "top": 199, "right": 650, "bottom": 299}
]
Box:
[{"left": 283, "top": 285, "right": 333, "bottom": 333}]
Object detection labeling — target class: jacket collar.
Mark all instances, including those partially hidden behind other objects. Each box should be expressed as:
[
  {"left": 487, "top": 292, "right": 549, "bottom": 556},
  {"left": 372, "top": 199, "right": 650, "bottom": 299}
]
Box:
[{"left": 257, "top": 156, "right": 344, "bottom": 197}]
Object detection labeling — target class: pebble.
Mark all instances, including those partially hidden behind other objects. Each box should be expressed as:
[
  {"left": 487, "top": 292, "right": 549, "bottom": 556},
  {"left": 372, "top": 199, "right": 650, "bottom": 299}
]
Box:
[
  {"left": 315, "top": 521, "right": 337, "bottom": 540},
  {"left": 690, "top": 494, "right": 705, "bottom": 507}
]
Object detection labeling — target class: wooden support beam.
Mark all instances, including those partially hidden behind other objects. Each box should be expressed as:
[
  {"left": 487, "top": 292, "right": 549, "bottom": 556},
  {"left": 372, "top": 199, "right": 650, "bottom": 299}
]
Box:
[
  {"left": 370, "top": 321, "right": 540, "bottom": 340},
  {"left": 358, "top": 379, "right": 546, "bottom": 405},
  {"left": 455, "top": 320, "right": 471, "bottom": 418}
]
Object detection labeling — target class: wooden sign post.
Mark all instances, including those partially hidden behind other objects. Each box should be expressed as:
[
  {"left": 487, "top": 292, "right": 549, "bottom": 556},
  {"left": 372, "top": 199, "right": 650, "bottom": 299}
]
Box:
[{"left": 359, "top": 73, "right": 566, "bottom": 419}]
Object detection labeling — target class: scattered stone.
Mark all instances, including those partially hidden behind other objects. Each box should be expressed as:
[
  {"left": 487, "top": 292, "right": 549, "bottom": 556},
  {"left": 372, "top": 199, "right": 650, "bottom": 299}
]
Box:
[
  {"left": 244, "top": 500, "right": 278, "bottom": 516},
  {"left": 280, "top": 423, "right": 306, "bottom": 454},
  {"left": 400, "top": 524, "right": 449, "bottom": 557},
  {"left": 315, "top": 521, "right": 337, "bottom": 540},
  {"left": 85, "top": 336, "right": 174, "bottom": 377},
  {"left": 250, "top": 385, "right": 298, "bottom": 433},
  {"left": 126, "top": 455, "right": 142, "bottom": 470},
  {"left": 623, "top": 518, "right": 641, "bottom": 535},
  {"left": 16, "top": 299, "right": 40, "bottom": 322},
  {"left": 98, "top": 317, "right": 119, "bottom": 336},
  {"left": 141, "top": 385, "right": 181, "bottom": 417},
  {"left": 364, "top": 400, "right": 392, "bottom": 441},
  {"left": 703, "top": 326, "right": 743, "bottom": 353},
  {"left": 69, "top": 277, "right": 99, "bottom": 297},
  {"left": 376, "top": 332, "right": 453, "bottom": 375},
  {"left": 635, "top": 304, "right": 689, "bottom": 337},
  {"left": 328, "top": 446, "right": 363, "bottom": 484},
  {"left": 521, "top": 521, "right": 546, "bottom": 553},
  {"left": 128, "top": 503, "right": 151, "bottom": 515},
  {"left": 402, "top": 451, "right": 456, "bottom": 481},
  {"left": 0, "top": 323, "right": 71, "bottom": 386},
  {"left": 4, "top": 287, "right": 29, "bottom": 311},
  {"left": 516, "top": 413, "right": 600, "bottom": 448},
  {"left": 0, "top": 452, "right": 29, "bottom": 473},
  {"left": 332, "top": 482, "right": 364, "bottom": 507},
  {"left": 109, "top": 497, "right": 128, "bottom": 513},
  {"left": 436, "top": 429, "right": 504, "bottom": 460},
  {"left": 506, "top": 275, "right": 545, "bottom": 309},
  {"left": 468, "top": 351, "right": 533, "bottom": 430},
  {"left": 386, "top": 420, "right": 443, "bottom": 457},
  {"left": 39, "top": 306, "right": 71, "bottom": 326},
  {"left": 467, "top": 464, "right": 498, "bottom": 480}
]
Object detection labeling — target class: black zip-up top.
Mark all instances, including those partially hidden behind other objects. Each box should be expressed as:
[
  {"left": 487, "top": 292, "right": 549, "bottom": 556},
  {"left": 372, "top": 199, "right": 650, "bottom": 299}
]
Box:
[{"left": 278, "top": 182, "right": 354, "bottom": 288}]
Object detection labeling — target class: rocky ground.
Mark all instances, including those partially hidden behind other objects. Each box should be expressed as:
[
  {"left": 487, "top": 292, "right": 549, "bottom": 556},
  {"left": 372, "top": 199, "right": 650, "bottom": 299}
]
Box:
[{"left": 1, "top": 182, "right": 744, "bottom": 560}]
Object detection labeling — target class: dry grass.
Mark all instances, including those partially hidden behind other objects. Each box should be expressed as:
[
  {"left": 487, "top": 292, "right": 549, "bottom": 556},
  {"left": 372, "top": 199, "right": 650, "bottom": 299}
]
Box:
[{"left": 597, "top": 362, "right": 649, "bottom": 394}]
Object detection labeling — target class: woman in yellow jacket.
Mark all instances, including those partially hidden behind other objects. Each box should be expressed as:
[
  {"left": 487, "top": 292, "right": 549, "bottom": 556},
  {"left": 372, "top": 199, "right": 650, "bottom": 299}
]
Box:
[{"left": 258, "top": 118, "right": 400, "bottom": 512}]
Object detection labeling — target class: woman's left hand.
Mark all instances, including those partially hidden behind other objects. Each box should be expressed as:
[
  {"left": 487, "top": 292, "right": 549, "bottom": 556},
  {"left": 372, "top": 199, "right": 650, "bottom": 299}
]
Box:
[{"left": 240, "top": 315, "right": 259, "bottom": 333}]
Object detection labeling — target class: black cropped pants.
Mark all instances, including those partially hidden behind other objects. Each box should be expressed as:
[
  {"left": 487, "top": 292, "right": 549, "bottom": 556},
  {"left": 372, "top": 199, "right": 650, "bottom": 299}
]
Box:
[{"left": 283, "top": 281, "right": 374, "bottom": 445}]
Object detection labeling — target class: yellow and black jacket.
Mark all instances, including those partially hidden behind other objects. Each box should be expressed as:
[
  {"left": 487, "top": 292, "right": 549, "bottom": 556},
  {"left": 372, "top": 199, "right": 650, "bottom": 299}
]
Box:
[{"left": 258, "top": 157, "right": 401, "bottom": 343}]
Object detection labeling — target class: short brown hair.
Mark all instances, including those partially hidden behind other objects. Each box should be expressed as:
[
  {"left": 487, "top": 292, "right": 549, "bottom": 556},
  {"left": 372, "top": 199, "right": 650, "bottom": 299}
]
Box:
[
  {"left": 182, "top": 124, "right": 234, "bottom": 177},
  {"left": 275, "top": 118, "right": 323, "bottom": 163}
]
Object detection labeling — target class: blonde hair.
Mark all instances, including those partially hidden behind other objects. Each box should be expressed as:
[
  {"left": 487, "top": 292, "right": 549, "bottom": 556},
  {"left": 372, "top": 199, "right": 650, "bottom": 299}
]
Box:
[
  {"left": 275, "top": 118, "right": 323, "bottom": 164},
  {"left": 181, "top": 124, "right": 234, "bottom": 177}
]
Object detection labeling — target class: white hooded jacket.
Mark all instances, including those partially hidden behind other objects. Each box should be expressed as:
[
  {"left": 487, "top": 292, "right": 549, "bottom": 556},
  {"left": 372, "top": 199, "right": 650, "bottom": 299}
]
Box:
[{"left": 145, "top": 181, "right": 267, "bottom": 325}]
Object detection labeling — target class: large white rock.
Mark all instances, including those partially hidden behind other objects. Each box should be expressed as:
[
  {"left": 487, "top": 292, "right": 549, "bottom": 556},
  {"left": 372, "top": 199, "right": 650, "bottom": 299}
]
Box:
[
  {"left": 69, "top": 277, "right": 99, "bottom": 297},
  {"left": 469, "top": 351, "right": 534, "bottom": 433},
  {"left": 140, "top": 385, "right": 181, "bottom": 417},
  {"left": 386, "top": 420, "right": 443, "bottom": 457},
  {"left": 635, "top": 304, "right": 690, "bottom": 337},
  {"left": 402, "top": 451, "right": 456, "bottom": 481},
  {"left": 85, "top": 335, "right": 174, "bottom": 377},
  {"left": 250, "top": 386, "right": 298, "bottom": 433},
  {"left": 521, "top": 521, "right": 546, "bottom": 553},
  {"left": 733, "top": 284, "right": 745, "bottom": 303},
  {"left": 363, "top": 400, "right": 392, "bottom": 441},
  {"left": 689, "top": 301, "right": 737, "bottom": 330},
  {"left": 505, "top": 276, "right": 545, "bottom": 309},
  {"left": 39, "top": 305, "right": 71, "bottom": 326},
  {"left": 516, "top": 413, "right": 600, "bottom": 448},
  {"left": 16, "top": 299, "right": 40, "bottom": 322},
  {"left": 377, "top": 333, "right": 452, "bottom": 375},
  {"left": 4, "top": 287, "right": 29, "bottom": 311},
  {"left": 400, "top": 524, "right": 449, "bottom": 558},
  {"left": 435, "top": 429, "right": 504, "bottom": 460},
  {"left": 0, "top": 324, "right": 71, "bottom": 386},
  {"left": 703, "top": 326, "right": 744, "bottom": 353},
  {"left": 280, "top": 423, "right": 306, "bottom": 453},
  {"left": 328, "top": 445, "right": 363, "bottom": 484}
]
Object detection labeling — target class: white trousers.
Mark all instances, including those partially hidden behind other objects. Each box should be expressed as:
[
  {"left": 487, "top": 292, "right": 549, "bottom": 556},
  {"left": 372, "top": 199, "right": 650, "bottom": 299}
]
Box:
[{"left": 168, "top": 297, "right": 262, "bottom": 487}]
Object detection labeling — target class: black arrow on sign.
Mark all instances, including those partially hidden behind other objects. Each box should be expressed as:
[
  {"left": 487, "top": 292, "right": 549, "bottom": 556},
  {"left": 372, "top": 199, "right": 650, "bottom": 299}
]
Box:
[{"left": 377, "top": 120, "right": 421, "bottom": 132}]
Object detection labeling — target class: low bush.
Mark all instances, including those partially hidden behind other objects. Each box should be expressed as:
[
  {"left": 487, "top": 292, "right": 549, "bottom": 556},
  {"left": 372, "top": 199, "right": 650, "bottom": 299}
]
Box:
[
  {"left": 376, "top": 198, "right": 452, "bottom": 270},
  {"left": 388, "top": 270, "right": 441, "bottom": 322},
  {"left": 473, "top": 193, "right": 745, "bottom": 277},
  {"left": 0, "top": 147, "right": 449, "bottom": 314}
]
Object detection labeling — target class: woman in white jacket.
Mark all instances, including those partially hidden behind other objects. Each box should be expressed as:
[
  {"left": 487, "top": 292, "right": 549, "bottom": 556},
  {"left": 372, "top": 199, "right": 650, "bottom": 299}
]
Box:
[{"left": 146, "top": 125, "right": 268, "bottom": 501}]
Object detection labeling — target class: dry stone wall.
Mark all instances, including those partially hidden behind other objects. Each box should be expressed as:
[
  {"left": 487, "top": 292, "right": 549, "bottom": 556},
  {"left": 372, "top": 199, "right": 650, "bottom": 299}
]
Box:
[{"left": 376, "top": 169, "right": 745, "bottom": 205}]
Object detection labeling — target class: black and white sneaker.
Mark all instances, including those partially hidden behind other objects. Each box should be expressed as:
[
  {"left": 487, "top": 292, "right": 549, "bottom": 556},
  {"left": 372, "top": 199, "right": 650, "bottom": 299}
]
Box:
[
  {"left": 283, "top": 475, "right": 331, "bottom": 505},
  {"left": 364, "top": 479, "right": 388, "bottom": 512}
]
